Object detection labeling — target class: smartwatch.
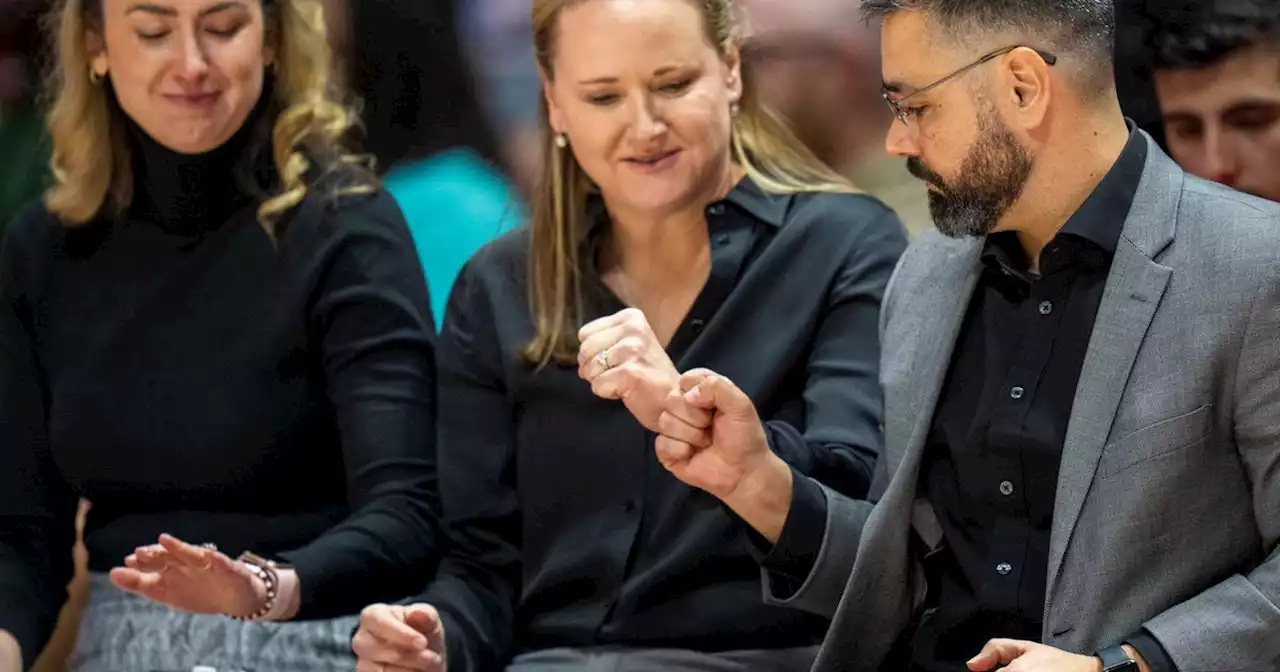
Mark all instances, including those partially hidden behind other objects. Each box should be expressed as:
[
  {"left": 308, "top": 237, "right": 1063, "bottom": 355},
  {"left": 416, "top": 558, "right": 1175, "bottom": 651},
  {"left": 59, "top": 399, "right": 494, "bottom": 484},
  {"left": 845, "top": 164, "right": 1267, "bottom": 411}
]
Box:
[{"left": 1095, "top": 645, "right": 1139, "bottom": 672}]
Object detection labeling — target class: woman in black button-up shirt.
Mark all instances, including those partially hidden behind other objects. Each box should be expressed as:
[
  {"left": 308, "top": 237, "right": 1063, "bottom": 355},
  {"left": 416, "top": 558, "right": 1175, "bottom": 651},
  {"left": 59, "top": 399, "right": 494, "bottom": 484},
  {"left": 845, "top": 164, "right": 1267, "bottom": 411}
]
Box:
[{"left": 351, "top": 0, "right": 908, "bottom": 670}]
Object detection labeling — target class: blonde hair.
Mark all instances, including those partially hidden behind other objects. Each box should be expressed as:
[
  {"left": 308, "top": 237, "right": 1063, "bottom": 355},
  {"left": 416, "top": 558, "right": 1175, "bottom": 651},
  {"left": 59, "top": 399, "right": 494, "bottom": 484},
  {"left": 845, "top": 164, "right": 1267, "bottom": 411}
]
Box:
[
  {"left": 525, "top": 0, "right": 856, "bottom": 367},
  {"left": 42, "top": 0, "right": 371, "bottom": 229}
]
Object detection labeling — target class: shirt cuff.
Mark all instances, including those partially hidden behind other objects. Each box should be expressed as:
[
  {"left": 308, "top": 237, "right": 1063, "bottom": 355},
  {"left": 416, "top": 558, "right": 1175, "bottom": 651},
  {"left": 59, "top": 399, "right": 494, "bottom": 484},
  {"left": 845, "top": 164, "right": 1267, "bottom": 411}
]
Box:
[
  {"left": 758, "top": 469, "right": 828, "bottom": 581},
  {"left": 1124, "top": 629, "right": 1177, "bottom": 672}
]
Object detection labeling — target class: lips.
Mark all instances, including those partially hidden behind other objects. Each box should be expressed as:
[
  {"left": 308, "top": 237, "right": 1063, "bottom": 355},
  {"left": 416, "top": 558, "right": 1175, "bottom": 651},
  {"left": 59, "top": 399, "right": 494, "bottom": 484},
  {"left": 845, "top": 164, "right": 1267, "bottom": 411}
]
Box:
[
  {"left": 164, "top": 92, "right": 220, "bottom": 109},
  {"left": 625, "top": 149, "right": 679, "bottom": 166}
]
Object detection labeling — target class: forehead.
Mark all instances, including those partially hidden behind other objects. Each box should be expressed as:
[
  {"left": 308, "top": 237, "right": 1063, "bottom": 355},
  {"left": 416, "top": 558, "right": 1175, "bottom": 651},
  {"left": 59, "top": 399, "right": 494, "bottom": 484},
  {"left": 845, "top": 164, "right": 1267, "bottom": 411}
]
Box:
[
  {"left": 879, "top": 11, "right": 955, "bottom": 87},
  {"left": 1155, "top": 45, "right": 1280, "bottom": 113},
  {"left": 551, "top": 0, "right": 715, "bottom": 78}
]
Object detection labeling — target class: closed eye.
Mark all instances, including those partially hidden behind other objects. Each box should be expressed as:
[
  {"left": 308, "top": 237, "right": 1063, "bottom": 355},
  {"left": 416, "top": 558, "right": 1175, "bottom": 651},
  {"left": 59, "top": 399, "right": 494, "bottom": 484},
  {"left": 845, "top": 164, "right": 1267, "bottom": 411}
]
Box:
[
  {"left": 586, "top": 93, "right": 621, "bottom": 106},
  {"left": 657, "top": 79, "right": 693, "bottom": 95}
]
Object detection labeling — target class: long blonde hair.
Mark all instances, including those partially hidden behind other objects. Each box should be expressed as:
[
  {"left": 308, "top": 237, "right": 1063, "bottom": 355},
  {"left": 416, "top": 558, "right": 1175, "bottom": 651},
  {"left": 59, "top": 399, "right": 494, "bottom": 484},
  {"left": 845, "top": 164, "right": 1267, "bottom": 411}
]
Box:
[
  {"left": 524, "top": 0, "right": 856, "bottom": 367},
  {"left": 42, "top": 0, "right": 370, "bottom": 228}
]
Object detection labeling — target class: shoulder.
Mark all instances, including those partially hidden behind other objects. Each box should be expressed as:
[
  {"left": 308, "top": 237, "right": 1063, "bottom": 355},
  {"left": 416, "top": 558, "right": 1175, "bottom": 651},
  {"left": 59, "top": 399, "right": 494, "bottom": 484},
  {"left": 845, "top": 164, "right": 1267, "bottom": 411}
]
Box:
[
  {"left": 456, "top": 226, "right": 530, "bottom": 287},
  {"left": 287, "top": 175, "right": 414, "bottom": 249},
  {"left": 785, "top": 190, "right": 908, "bottom": 243},
  {"left": 1167, "top": 175, "right": 1280, "bottom": 279}
]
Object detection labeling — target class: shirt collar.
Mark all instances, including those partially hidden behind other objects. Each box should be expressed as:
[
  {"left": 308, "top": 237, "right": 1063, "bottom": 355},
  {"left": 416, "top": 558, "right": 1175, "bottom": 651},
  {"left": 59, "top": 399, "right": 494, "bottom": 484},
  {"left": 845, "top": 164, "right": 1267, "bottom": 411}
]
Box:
[
  {"left": 582, "top": 174, "right": 788, "bottom": 242},
  {"left": 981, "top": 119, "right": 1147, "bottom": 275}
]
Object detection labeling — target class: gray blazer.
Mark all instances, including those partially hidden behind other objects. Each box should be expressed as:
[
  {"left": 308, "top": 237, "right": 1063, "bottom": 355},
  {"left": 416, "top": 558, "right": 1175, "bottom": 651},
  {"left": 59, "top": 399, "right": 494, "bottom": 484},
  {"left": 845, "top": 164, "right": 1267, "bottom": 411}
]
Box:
[{"left": 765, "top": 133, "right": 1280, "bottom": 671}]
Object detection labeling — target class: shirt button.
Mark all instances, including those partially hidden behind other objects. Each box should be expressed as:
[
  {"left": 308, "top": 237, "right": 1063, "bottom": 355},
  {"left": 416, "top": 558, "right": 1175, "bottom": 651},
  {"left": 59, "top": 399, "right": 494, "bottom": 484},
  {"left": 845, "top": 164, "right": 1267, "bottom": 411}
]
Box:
[
  {"left": 690, "top": 318, "right": 706, "bottom": 332},
  {"left": 707, "top": 203, "right": 725, "bottom": 216},
  {"left": 1038, "top": 300, "right": 1053, "bottom": 315},
  {"left": 999, "top": 480, "right": 1015, "bottom": 496},
  {"left": 715, "top": 233, "right": 731, "bottom": 246},
  {"left": 1010, "top": 386, "right": 1025, "bottom": 400},
  {"left": 996, "top": 562, "right": 1013, "bottom": 576}
]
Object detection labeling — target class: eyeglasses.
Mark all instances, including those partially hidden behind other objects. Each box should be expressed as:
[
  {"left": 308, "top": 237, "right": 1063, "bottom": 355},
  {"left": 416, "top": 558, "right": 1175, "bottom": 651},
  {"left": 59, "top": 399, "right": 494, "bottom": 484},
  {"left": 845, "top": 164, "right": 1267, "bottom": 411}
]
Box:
[{"left": 881, "top": 45, "right": 1058, "bottom": 126}]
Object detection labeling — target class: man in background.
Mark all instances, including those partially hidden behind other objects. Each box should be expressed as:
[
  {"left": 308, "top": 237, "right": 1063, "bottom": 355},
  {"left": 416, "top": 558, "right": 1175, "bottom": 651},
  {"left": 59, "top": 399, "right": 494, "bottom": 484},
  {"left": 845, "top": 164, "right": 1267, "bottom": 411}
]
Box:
[
  {"left": 1150, "top": 0, "right": 1280, "bottom": 201},
  {"left": 739, "top": 0, "right": 933, "bottom": 235}
]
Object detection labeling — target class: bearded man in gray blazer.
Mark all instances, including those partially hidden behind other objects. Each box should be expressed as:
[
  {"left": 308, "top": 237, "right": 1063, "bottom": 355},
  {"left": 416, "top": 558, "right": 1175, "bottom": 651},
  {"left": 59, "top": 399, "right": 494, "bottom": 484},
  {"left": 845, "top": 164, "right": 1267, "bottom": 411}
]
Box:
[{"left": 650, "top": 0, "right": 1280, "bottom": 670}]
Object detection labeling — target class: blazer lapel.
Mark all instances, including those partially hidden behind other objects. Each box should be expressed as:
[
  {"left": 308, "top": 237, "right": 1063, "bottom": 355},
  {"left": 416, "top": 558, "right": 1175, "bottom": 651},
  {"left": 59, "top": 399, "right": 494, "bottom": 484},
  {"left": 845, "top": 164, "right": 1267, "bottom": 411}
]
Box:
[
  {"left": 1044, "top": 136, "right": 1182, "bottom": 617},
  {"left": 893, "top": 239, "right": 983, "bottom": 547}
]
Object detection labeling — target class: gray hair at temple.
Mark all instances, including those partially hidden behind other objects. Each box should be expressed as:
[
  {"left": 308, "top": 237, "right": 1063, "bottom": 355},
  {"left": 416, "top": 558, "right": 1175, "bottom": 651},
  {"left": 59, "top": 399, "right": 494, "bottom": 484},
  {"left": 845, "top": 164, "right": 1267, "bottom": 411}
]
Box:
[{"left": 860, "top": 0, "right": 1118, "bottom": 101}]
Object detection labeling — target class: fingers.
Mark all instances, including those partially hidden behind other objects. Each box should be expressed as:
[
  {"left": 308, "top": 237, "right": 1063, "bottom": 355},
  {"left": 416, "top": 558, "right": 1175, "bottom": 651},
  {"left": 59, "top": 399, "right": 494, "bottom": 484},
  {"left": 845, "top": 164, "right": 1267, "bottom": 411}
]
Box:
[
  {"left": 678, "top": 369, "right": 754, "bottom": 417},
  {"left": 578, "top": 307, "right": 643, "bottom": 342},
  {"left": 655, "top": 435, "right": 695, "bottom": 467},
  {"left": 352, "top": 630, "right": 442, "bottom": 671},
  {"left": 158, "top": 534, "right": 218, "bottom": 571},
  {"left": 663, "top": 389, "right": 713, "bottom": 429},
  {"left": 360, "top": 604, "right": 430, "bottom": 651},
  {"left": 108, "top": 567, "right": 163, "bottom": 596},
  {"left": 657, "top": 410, "right": 711, "bottom": 448},
  {"left": 127, "top": 544, "right": 170, "bottom": 573},
  {"left": 967, "top": 639, "right": 1031, "bottom": 671}
]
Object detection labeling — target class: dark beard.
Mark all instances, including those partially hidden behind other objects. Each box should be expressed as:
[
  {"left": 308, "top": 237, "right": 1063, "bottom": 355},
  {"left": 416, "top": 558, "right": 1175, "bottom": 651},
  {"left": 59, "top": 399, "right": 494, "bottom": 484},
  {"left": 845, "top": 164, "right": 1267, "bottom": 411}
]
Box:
[{"left": 907, "top": 110, "right": 1033, "bottom": 238}]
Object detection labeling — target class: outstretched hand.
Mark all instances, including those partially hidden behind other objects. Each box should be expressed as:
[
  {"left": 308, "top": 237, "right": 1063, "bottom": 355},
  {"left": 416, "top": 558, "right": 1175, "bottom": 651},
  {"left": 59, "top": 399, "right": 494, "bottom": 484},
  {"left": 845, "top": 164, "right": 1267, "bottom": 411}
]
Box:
[{"left": 109, "top": 534, "right": 266, "bottom": 617}]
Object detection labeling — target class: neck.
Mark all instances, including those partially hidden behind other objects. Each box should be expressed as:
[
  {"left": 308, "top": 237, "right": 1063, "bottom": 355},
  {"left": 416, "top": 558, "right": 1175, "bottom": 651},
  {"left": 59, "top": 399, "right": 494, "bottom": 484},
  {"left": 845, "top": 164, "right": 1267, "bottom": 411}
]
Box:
[
  {"left": 126, "top": 89, "right": 272, "bottom": 233},
  {"left": 1004, "top": 110, "right": 1131, "bottom": 270},
  {"left": 601, "top": 163, "right": 745, "bottom": 287}
]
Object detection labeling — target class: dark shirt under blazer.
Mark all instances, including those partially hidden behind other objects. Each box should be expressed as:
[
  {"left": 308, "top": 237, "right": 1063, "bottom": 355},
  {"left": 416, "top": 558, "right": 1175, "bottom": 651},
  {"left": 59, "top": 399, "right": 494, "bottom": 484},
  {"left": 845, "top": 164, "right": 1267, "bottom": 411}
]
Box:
[
  {"left": 761, "top": 131, "right": 1280, "bottom": 672},
  {"left": 420, "top": 178, "right": 908, "bottom": 672}
]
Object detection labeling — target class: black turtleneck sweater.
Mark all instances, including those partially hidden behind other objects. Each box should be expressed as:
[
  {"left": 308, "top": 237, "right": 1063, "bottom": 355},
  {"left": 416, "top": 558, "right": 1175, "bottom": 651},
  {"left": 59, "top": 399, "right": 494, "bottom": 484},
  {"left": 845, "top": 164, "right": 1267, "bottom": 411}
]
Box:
[{"left": 0, "top": 101, "right": 440, "bottom": 667}]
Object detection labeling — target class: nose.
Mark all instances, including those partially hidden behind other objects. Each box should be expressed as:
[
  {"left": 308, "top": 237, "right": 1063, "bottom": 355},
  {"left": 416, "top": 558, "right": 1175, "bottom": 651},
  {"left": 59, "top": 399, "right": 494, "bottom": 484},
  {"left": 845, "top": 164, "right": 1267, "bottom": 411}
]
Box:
[
  {"left": 175, "top": 31, "right": 211, "bottom": 80},
  {"left": 1201, "top": 132, "right": 1241, "bottom": 188},
  {"left": 628, "top": 94, "right": 667, "bottom": 141},
  {"left": 884, "top": 118, "right": 918, "bottom": 158}
]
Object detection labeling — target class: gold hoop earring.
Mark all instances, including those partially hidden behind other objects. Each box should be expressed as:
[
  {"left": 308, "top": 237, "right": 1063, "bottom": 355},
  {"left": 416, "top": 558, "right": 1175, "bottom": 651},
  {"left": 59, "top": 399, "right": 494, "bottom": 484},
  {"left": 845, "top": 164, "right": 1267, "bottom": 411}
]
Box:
[
  {"left": 89, "top": 68, "right": 105, "bottom": 84},
  {"left": 730, "top": 102, "right": 740, "bottom": 117},
  {"left": 554, "top": 133, "right": 569, "bottom": 149}
]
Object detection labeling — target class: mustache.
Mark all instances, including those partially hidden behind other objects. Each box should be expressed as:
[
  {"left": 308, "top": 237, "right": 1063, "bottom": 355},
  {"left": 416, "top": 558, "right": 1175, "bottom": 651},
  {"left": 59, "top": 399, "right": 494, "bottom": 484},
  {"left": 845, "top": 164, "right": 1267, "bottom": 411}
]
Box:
[{"left": 906, "top": 157, "right": 946, "bottom": 189}]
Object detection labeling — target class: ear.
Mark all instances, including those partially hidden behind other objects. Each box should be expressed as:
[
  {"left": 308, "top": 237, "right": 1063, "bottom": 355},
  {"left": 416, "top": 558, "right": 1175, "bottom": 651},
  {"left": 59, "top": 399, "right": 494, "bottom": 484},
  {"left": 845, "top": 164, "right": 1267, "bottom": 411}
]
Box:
[
  {"left": 85, "top": 29, "right": 108, "bottom": 77},
  {"left": 1004, "top": 47, "right": 1051, "bottom": 127},
  {"left": 539, "top": 66, "right": 567, "bottom": 134},
  {"left": 722, "top": 40, "right": 744, "bottom": 105}
]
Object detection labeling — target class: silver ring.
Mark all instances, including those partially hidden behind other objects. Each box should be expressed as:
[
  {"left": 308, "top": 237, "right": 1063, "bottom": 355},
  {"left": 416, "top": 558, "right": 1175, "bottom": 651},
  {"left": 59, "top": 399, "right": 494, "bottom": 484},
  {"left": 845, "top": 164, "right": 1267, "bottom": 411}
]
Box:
[
  {"left": 199, "top": 543, "right": 217, "bottom": 571},
  {"left": 595, "top": 349, "right": 611, "bottom": 370},
  {"left": 200, "top": 543, "right": 218, "bottom": 551}
]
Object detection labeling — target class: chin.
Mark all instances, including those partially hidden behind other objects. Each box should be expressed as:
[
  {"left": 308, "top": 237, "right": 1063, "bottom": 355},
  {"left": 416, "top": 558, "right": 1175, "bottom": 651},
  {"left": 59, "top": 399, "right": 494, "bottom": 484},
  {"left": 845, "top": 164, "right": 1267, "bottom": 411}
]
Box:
[{"left": 159, "top": 125, "right": 235, "bottom": 155}]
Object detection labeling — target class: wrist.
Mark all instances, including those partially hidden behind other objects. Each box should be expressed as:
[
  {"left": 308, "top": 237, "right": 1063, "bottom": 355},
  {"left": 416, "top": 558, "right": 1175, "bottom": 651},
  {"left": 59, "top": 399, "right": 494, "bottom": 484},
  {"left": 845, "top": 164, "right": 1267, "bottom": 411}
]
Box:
[{"left": 724, "top": 451, "right": 793, "bottom": 543}]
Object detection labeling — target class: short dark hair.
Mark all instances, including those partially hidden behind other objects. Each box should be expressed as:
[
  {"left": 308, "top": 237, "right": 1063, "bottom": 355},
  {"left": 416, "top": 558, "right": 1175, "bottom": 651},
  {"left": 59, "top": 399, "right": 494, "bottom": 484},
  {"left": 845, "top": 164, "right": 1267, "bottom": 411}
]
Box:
[
  {"left": 1149, "top": 0, "right": 1280, "bottom": 70},
  {"left": 861, "top": 0, "right": 1117, "bottom": 78}
]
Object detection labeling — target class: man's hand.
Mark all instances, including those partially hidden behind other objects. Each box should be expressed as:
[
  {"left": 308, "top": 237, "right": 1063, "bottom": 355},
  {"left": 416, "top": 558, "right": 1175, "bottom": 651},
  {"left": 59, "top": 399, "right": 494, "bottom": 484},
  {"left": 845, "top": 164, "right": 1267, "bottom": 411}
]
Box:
[
  {"left": 0, "top": 629, "right": 20, "bottom": 672},
  {"left": 352, "top": 603, "right": 446, "bottom": 672},
  {"left": 578, "top": 308, "right": 682, "bottom": 432},
  {"left": 653, "top": 368, "right": 794, "bottom": 542},
  {"left": 968, "top": 639, "right": 1149, "bottom": 672}
]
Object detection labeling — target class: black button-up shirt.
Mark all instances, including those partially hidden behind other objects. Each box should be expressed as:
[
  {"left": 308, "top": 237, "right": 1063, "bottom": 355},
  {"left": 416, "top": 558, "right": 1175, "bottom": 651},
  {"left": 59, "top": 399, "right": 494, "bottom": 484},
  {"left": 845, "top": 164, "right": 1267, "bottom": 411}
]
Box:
[
  {"left": 907, "top": 131, "right": 1175, "bottom": 671},
  {"left": 768, "top": 129, "right": 1176, "bottom": 671},
  {"left": 420, "top": 178, "right": 907, "bottom": 672}
]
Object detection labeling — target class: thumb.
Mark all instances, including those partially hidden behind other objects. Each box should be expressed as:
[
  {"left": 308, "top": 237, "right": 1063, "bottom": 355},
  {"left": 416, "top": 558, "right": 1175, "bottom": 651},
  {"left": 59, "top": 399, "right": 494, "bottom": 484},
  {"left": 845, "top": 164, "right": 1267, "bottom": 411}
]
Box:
[
  {"left": 679, "top": 369, "right": 753, "bottom": 418},
  {"left": 405, "top": 604, "right": 443, "bottom": 636},
  {"left": 967, "top": 639, "right": 1028, "bottom": 671}
]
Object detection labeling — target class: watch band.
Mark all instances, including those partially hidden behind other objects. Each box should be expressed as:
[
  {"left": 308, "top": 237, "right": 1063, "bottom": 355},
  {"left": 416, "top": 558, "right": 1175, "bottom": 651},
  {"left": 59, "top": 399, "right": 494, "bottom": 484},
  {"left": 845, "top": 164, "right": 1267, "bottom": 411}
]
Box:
[
  {"left": 232, "top": 552, "right": 284, "bottom": 621},
  {"left": 1096, "top": 645, "right": 1139, "bottom": 672}
]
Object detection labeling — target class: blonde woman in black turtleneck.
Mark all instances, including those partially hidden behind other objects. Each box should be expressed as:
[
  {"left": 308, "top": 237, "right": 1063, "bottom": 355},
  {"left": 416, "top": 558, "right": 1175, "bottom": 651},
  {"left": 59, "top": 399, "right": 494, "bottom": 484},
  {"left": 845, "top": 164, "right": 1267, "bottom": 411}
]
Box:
[{"left": 0, "top": 1, "right": 441, "bottom": 670}]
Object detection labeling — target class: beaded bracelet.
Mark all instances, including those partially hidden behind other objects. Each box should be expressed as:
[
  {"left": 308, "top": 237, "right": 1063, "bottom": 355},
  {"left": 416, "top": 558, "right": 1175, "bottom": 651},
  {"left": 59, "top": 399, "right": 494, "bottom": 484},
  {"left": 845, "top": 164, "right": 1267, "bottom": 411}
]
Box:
[{"left": 232, "top": 553, "right": 280, "bottom": 621}]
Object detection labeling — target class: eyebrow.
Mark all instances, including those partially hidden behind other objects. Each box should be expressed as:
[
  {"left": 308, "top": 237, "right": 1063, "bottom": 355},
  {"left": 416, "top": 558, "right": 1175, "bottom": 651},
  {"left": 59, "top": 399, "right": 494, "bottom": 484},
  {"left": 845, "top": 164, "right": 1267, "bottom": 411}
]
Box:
[
  {"left": 577, "top": 66, "right": 687, "bottom": 86},
  {"left": 126, "top": 1, "right": 245, "bottom": 18}
]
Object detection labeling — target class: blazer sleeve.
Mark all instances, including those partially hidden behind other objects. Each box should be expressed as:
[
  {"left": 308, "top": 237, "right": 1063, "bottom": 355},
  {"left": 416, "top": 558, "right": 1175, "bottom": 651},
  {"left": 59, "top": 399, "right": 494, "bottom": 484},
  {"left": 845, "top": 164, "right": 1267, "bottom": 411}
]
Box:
[
  {"left": 0, "top": 212, "right": 79, "bottom": 669},
  {"left": 277, "top": 194, "right": 442, "bottom": 617},
  {"left": 1141, "top": 261, "right": 1280, "bottom": 669},
  {"left": 413, "top": 257, "right": 521, "bottom": 672}
]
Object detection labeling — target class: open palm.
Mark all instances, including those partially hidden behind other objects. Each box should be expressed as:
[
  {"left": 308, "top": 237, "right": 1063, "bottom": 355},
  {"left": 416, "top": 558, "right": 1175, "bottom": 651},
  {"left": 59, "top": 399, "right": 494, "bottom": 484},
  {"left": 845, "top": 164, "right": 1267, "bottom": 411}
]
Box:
[{"left": 109, "top": 534, "right": 263, "bottom": 617}]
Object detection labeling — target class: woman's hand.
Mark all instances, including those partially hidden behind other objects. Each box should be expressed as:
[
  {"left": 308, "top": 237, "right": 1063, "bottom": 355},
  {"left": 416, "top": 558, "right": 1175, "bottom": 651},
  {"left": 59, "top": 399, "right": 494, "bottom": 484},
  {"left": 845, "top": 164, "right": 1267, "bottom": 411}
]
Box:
[
  {"left": 352, "top": 603, "right": 446, "bottom": 672},
  {"left": 0, "top": 629, "right": 21, "bottom": 672},
  {"left": 108, "top": 534, "right": 267, "bottom": 617},
  {"left": 578, "top": 308, "right": 682, "bottom": 431}
]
